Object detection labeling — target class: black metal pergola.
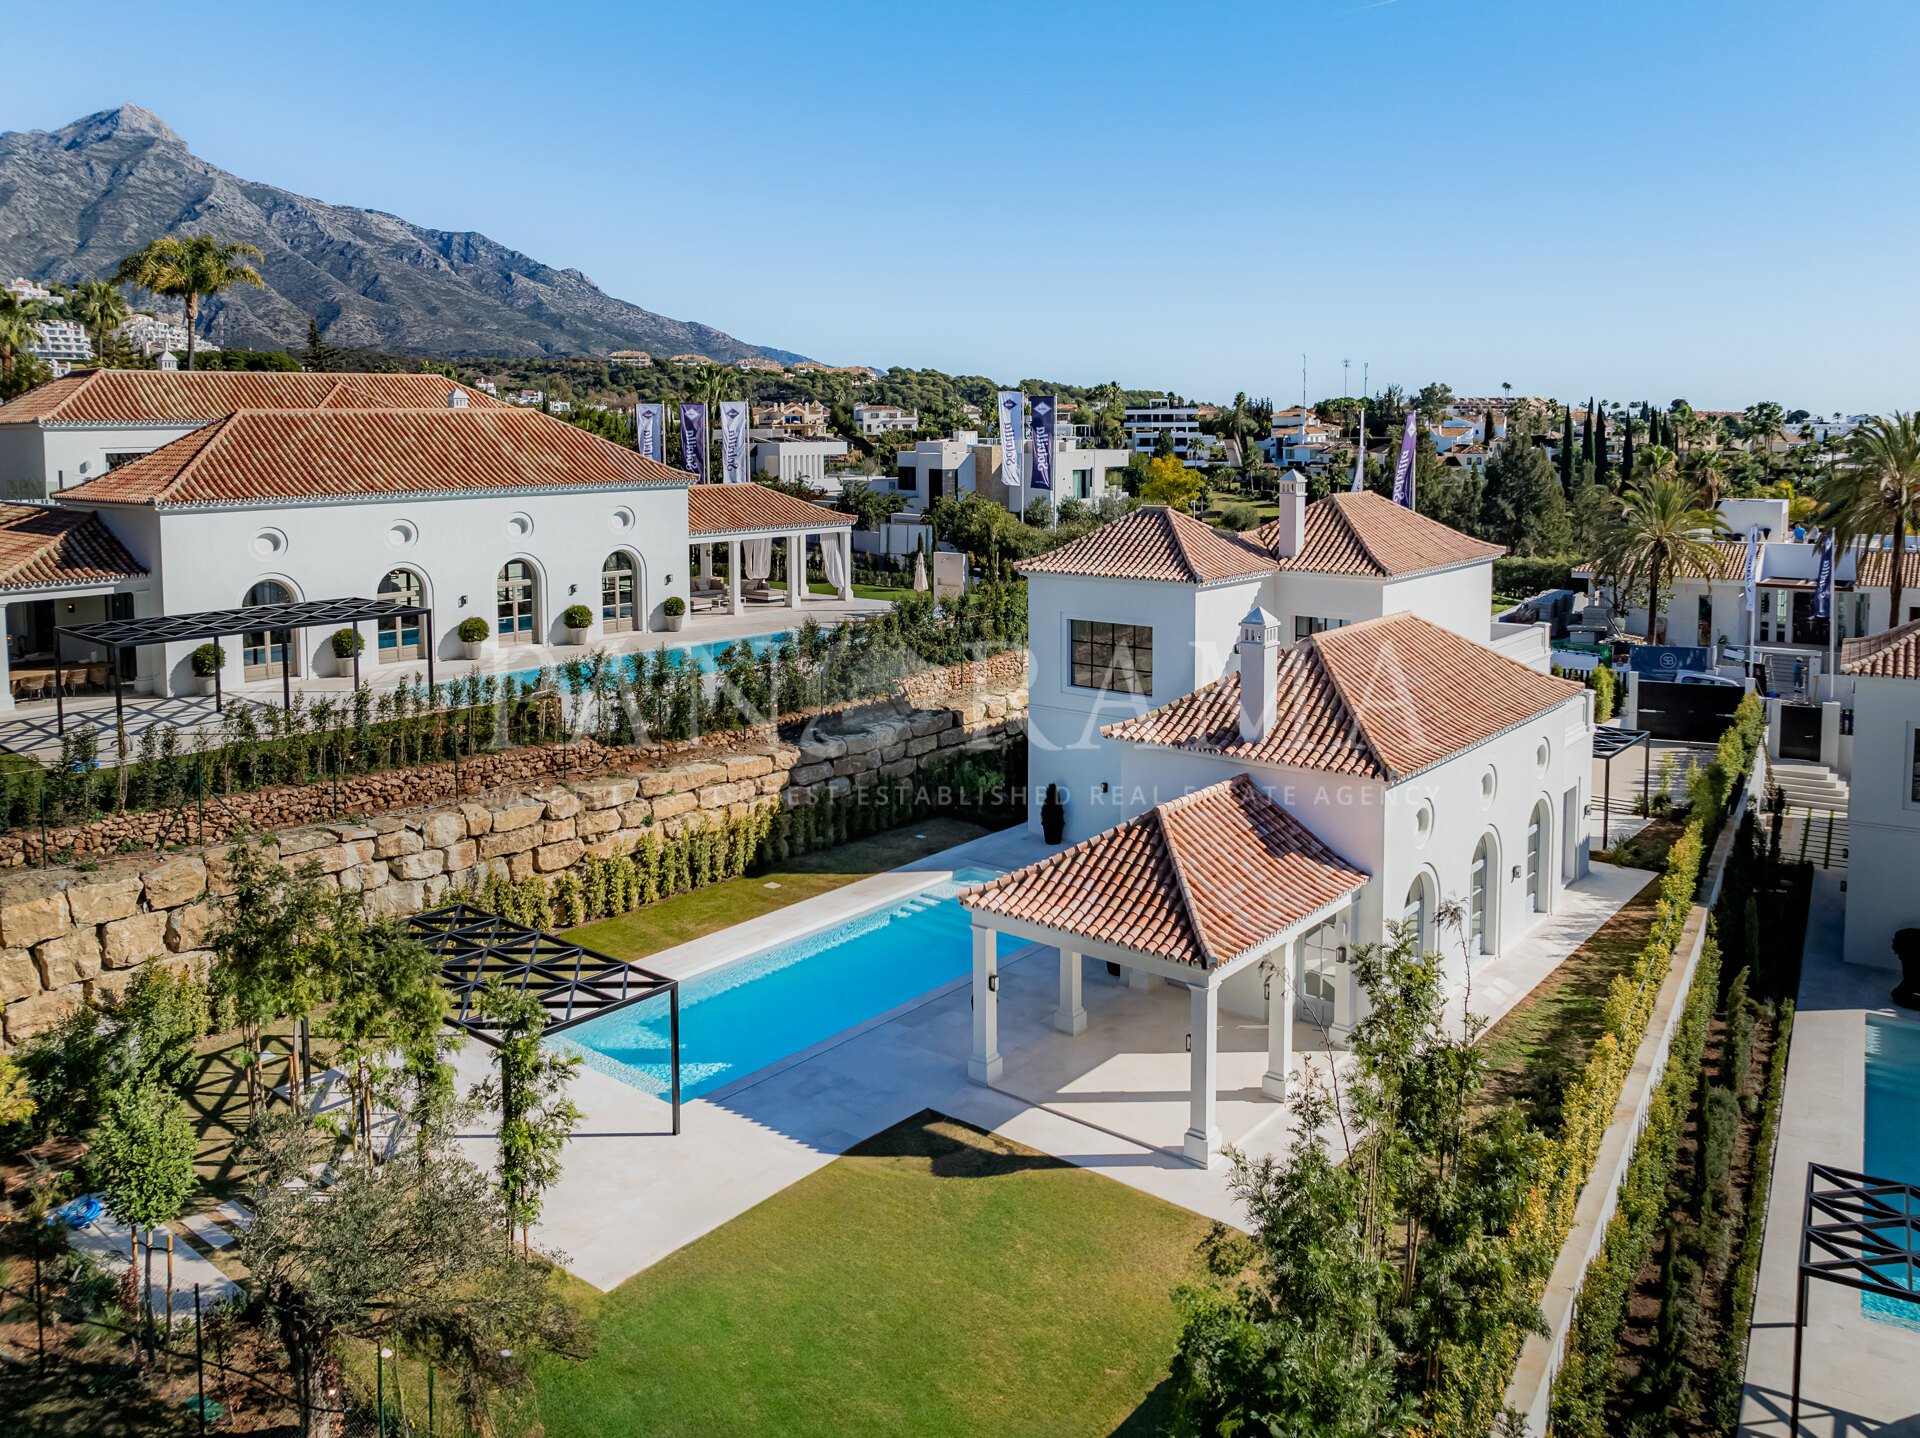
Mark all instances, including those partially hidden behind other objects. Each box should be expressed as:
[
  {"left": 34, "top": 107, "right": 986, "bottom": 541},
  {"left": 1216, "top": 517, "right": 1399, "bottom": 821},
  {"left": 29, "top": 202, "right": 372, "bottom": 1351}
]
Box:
[
  {"left": 406, "top": 903, "right": 682, "bottom": 1135},
  {"left": 1791, "top": 1163, "right": 1920, "bottom": 1429},
  {"left": 53, "top": 595, "right": 435, "bottom": 734},
  {"left": 1592, "top": 725, "right": 1651, "bottom": 847}
]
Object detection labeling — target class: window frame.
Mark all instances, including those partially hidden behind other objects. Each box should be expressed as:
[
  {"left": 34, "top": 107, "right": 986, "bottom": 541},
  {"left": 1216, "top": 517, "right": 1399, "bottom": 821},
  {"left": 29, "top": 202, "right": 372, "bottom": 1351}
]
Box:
[{"left": 1068, "top": 618, "right": 1154, "bottom": 697}]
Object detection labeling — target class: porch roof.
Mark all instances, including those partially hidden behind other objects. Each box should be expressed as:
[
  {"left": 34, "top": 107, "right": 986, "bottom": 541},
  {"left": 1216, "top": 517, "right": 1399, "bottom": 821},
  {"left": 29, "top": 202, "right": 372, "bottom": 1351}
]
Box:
[
  {"left": 687, "top": 482, "right": 852, "bottom": 538},
  {"left": 0, "top": 504, "right": 147, "bottom": 595}
]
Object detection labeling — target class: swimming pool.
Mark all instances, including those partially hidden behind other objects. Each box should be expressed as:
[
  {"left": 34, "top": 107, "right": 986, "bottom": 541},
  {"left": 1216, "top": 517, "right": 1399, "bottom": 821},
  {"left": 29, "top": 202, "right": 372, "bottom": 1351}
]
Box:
[
  {"left": 1862, "top": 1013, "right": 1920, "bottom": 1327},
  {"left": 501, "top": 629, "right": 798, "bottom": 688},
  {"left": 558, "top": 865, "right": 1000, "bottom": 1100}
]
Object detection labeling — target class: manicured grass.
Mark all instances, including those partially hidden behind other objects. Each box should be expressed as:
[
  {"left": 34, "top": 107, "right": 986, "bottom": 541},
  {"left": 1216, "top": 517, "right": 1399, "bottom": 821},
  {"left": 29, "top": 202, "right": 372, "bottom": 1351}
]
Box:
[
  {"left": 807, "top": 580, "right": 915, "bottom": 601},
  {"left": 1477, "top": 876, "right": 1661, "bottom": 1121},
  {"left": 508, "top": 1111, "right": 1207, "bottom": 1438},
  {"left": 565, "top": 816, "right": 988, "bottom": 962}
]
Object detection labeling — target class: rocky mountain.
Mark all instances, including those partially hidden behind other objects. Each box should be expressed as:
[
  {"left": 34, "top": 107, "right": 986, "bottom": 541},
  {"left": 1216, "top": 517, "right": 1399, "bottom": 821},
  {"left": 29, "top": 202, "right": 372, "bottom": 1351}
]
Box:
[{"left": 0, "top": 106, "right": 806, "bottom": 362}]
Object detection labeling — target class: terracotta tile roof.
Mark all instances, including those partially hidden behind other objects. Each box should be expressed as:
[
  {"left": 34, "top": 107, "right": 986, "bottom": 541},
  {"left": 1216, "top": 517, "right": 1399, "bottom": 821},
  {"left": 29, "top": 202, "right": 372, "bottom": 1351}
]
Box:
[
  {"left": 1251, "top": 492, "right": 1504, "bottom": 577},
  {"left": 960, "top": 774, "right": 1367, "bottom": 970},
  {"left": 56, "top": 408, "right": 687, "bottom": 508},
  {"left": 1017, "top": 505, "right": 1276, "bottom": 585},
  {"left": 0, "top": 369, "right": 505, "bottom": 425},
  {"left": 686, "top": 483, "right": 852, "bottom": 536},
  {"left": 1842, "top": 617, "right": 1920, "bottom": 680},
  {"left": 1103, "top": 611, "right": 1584, "bottom": 782},
  {"left": 1854, "top": 546, "right": 1920, "bottom": 590},
  {"left": 0, "top": 504, "right": 146, "bottom": 591}
]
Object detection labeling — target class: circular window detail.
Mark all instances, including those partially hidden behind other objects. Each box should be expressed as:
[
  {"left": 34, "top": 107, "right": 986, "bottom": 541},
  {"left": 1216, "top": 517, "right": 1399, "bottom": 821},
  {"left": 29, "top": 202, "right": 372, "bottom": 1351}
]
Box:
[
  {"left": 610, "top": 506, "right": 636, "bottom": 532},
  {"left": 506, "top": 512, "right": 534, "bottom": 539},
  {"left": 1413, "top": 799, "right": 1435, "bottom": 848},
  {"left": 386, "top": 519, "right": 419, "bottom": 550},
  {"left": 1480, "top": 768, "right": 1498, "bottom": 806},
  {"left": 251, "top": 528, "right": 287, "bottom": 558},
  {"left": 1535, "top": 738, "right": 1551, "bottom": 775}
]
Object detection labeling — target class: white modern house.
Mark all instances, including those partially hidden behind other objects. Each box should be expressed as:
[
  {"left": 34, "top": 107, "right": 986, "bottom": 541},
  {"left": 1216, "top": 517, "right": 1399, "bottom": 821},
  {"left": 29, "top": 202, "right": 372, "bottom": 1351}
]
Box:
[
  {"left": 1123, "top": 399, "right": 1203, "bottom": 465},
  {"left": 752, "top": 432, "right": 849, "bottom": 487},
  {"left": 853, "top": 403, "right": 916, "bottom": 437},
  {"left": 967, "top": 480, "right": 1591, "bottom": 1164},
  {"left": 890, "top": 430, "right": 1130, "bottom": 515},
  {"left": 1840, "top": 619, "right": 1920, "bottom": 972}
]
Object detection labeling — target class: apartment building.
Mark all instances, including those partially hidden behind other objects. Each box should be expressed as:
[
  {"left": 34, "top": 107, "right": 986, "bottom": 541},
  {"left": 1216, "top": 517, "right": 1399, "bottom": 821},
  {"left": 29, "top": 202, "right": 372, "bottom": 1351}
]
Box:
[
  {"left": 1123, "top": 399, "right": 1203, "bottom": 465},
  {"left": 854, "top": 403, "right": 917, "bottom": 437}
]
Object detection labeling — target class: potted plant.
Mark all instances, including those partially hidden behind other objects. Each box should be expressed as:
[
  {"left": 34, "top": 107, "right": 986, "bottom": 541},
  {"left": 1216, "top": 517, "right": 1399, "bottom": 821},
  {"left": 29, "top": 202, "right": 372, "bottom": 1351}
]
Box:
[
  {"left": 456, "top": 616, "right": 490, "bottom": 660},
  {"left": 1040, "top": 783, "right": 1065, "bottom": 844},
  {"left": 1894, "top": 929, "right": 1920, "bottom": 1010},
  {"left": 562, "top": 604, "right": 594, "bottom": 645},
  {"left": 662, "top": 595, "right": 687, "bottom": 633},
  {"left": 189, "top": 642, "right": 225, "bottom": 696},
  {"left": 329, "top": 627, "right": 364, "bottom": 675}
]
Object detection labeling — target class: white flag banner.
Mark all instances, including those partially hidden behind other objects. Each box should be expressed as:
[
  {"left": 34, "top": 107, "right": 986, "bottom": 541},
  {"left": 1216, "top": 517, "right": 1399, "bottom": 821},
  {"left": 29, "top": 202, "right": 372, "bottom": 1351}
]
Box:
[
  {"left": 1743, "top": 524, "right": 1760, "bottom": 613},
  {"left": 998, "top": 390, "right": 1025, "bottom": 496},
  {"left": 1351, "top": 413, "right": 1367, "bottom": 492},
  {"left": 718, "top": 399, "right": 751, "bottom": 483}
]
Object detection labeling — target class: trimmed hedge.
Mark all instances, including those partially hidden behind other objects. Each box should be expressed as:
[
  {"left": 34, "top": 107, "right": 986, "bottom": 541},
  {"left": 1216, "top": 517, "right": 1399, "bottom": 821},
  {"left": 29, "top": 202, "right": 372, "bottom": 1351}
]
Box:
[{"left": 1495, "top": 555, "right": 1577, "bottom": 597}]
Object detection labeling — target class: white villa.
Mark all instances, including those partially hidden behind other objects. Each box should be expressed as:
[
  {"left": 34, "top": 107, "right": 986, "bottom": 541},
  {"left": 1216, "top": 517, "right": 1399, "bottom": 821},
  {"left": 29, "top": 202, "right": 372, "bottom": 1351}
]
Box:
[
  {"left": 967, "top": 481, "right": 1594, "bottom": 1164},
  {"left": 1839, "top": 618, "right": 1920, "bottom": 971}
]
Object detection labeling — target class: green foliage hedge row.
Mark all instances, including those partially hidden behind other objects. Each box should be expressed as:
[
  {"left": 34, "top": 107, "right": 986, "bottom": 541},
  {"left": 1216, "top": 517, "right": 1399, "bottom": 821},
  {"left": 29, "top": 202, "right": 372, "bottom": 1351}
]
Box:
[{"left": 1494, "top": 555, "right": 1578, "bottom": 597}]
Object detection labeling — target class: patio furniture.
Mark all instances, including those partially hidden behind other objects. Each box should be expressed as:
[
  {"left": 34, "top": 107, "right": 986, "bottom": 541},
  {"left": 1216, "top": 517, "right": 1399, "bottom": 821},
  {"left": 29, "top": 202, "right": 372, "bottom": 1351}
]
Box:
[
  {"left": 84, "top": 662, "right": 109, "bottom": 694},
  {"left": 12, "top": 671, "right": 48, "bottom": 703}
]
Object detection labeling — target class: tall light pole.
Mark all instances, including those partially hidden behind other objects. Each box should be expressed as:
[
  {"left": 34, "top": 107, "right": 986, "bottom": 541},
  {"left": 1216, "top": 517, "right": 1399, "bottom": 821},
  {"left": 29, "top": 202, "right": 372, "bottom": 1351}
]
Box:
[{"left": 1343, "top": 359, "right": 1350, "bottom": 399}]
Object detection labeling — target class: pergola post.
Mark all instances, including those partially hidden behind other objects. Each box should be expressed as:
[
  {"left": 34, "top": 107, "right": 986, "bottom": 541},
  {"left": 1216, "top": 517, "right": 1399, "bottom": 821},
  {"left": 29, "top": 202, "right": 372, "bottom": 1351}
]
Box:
[
  {"left": 423, "top": 608, "right": 436, "bottom": 692},
  {"left": 1184, "top": 980, "right": 1222, "bottom": 1167},
  {"left": 281, "top": 627, "right": 294, "bottom": 713},
  {"left": 1262, "top": 942, "right": 1295, "bottom": 1101},
  {"left": 837, "top": 529, "right": 854, "bottom": 602},
  {"left": 213, "top": 638, "right": 223, "bottom": 713},
  {"left": 728, "top": 540, "right": 743, "bottom": 618},
  {"left": 52, "top": 631, "right": 64, "bottom": 734},
  {"left": 1054, "top": 948, "right": 1086, "bottom": 1036},
  {"left": 786, "top": 532, "right": 804, "bottom": 609},
  {"left": 968, "top": 924, "right": 1002, "bottom": 1083},
  {"left": 111, "top": 642, "right": 124, "bottom": 737}
]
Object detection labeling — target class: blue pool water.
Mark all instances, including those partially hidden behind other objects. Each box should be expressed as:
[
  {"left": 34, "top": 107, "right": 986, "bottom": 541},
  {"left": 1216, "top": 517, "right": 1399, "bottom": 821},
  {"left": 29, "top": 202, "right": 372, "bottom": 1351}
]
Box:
[
  {"left": 1862, "top": 1013, "right": 1920, "bottom": 1327},
  {"left": 559, "top": 866, "right": 1000, "bottom": 1100},
  {"left": 503, "top": 629, "right": 797, "bottom": 688}
]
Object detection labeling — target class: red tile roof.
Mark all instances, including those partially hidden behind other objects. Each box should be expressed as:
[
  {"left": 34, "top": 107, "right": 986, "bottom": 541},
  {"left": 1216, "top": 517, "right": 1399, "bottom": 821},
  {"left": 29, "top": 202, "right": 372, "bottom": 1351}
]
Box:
[
  {"left": 1854, "top": 545, "right": 1920, "bottom": 590},
  {"left": 960, "top": 774, "right": 1367, "bottom": 969},
  {"left": 0, "top": 504, "right": 146, "bottom": 591},
  {"left": 1017, "top": 505, "right": 1275, "bottom": 585},
  {"left": 56, "top": 408, "right": 688, "bottom": 508},
  {"left": 1103, "top": 611, "right": 1584, "bottom": 782},
  {"left": 686, "top": 483, "right": 852, "bottom": 536},
  {"left": 1842, "top": 617, "right": 1920, "bottom": 680},
  {"left": 1252, "top": 492, "right": 1504, "bottom": 577},
  {"left": 0, "top": 369, "right": 505, "bottom": 425}
]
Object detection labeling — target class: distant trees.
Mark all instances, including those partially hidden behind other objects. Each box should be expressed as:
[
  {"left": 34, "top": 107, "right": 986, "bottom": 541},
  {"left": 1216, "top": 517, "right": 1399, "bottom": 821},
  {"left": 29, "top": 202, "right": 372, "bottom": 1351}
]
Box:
[
  {"left": 1414, "top": 380, "right": 1454, "bottom": 427},
  {"left": 1139, "top": 453, "right": 1203, "bottom": 509},
  {"left": 65, "top": 279, "right": 130, "bottom": 355},
  {"left": 1479, "top": 434, "right": 1572, "bottom": 556},
  {"left": 113, "top": 234, "right": 264, "bottom": 370}
]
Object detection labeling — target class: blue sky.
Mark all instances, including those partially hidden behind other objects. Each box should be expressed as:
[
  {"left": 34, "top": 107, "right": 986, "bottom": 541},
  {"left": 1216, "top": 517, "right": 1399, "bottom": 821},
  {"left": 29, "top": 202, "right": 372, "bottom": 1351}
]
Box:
[{"left": 7, "top": 0, "right": 1917, "bottom": 412}]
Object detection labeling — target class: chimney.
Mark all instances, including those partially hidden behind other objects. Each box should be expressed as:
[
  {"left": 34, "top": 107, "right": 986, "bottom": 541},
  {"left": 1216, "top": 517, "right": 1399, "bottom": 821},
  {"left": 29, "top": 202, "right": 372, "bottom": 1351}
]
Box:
[
  {"left": 1271, "top": 471, "right": 1306, "bottom": 559},
  {"left": 157, "top": 351, "right": 177, "bottom": 372},
  {"left": 1236, "top": 605, "right": 1283, "bottom": 744},
  {"left": 446, "top": 388, "right": 469, "bottom": 409}
]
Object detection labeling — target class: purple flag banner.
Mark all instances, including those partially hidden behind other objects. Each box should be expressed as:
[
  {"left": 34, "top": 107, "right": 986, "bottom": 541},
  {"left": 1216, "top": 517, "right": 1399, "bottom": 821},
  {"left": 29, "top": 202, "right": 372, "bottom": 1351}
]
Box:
[
  {"left": 1029, "top": 394, "right": 1056, "bottom": 492},
  {"left": 679, "top": 402, "right": 708, "bottom": 479},
  {"left": 1390, "top": 411, "right": 1417, "bottom": 508},
  {"left": 718, "top": 400, "right": 750, "bottom": 483},
  {"left": 636, "top": 402, "right": 664, "bottom": 463},
  {"left": 1814, "top": 531, "right": 1836, "bottom": 620}
]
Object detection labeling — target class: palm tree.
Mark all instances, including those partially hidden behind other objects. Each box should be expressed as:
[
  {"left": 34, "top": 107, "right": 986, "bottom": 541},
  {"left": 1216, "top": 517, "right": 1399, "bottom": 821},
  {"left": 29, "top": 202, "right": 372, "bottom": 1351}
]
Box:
[
  {"left": 64, "top": 279, "right": 130, "bottom": 359},
  {"left": 113, "top": 235, "right": 264, "bottom": 369},
  {"left": 0, "top": 290, "right": 45, "bottom": 381},
  {"left": 1632, "top": 443, "right": 1679, "bottom": 484},
  {"left": 691, "top": 361, "right": 736, "bottom": 414},
  {"left": 1822, "top": 411, "right": 1920, "bottom": 628},
  {"left": 1683, "top": 447, "right": 1728, "bottom": 507},
  {"left": 1603, "top": 475, "right": 1729, "bottom": 641}
]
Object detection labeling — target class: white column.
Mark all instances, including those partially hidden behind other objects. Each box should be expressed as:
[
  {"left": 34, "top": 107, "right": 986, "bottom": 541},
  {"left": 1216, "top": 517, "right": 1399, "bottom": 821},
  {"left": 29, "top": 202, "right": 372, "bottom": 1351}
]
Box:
[
  {"left": 838, "top": 529, "right": 854, "bottom": 602},
  {"left": 969, "top": 924, "right": 1002, "bottom": 1083},
  {"left": 1184, "top": 981, "right": 1221, "bottom": 1167},
  {"left": 1262, "top": 944, "right": 1294, "bottom": 1100},
  {"left": 1054, "top": 948, "right": 1086, "bottom": 1036},
  {"left": 787, "top": 533, "right": 804, "bottom": 609},
  {"left": 0, "top": 602, "right": 12, "bottom": 713},
  {"left": 700, "top": 544, "right": 713, "bottom": 587},
  {"left": 728, "top": 539, "right": 743, "bottom": 618},
  {"left": 1126, "top": 966, "right": 1152, "bottom": 992}
]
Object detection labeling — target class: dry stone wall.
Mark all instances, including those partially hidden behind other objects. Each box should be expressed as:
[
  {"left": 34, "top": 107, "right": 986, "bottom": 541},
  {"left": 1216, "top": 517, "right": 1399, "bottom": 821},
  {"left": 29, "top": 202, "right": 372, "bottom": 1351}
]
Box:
[{"left": 0, "top": 662, "right": 1027, "bottom": 1047}]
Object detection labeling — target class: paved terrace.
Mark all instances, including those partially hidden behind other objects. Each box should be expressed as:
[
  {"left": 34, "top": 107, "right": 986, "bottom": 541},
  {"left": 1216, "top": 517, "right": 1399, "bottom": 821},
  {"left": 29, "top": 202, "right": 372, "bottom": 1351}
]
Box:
[{"left": 449, "top": 817, "right": 1648, "bottom": 1292}]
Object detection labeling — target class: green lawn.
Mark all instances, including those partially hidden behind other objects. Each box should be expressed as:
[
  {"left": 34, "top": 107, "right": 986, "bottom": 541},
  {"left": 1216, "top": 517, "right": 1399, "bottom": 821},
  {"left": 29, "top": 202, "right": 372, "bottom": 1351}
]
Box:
[
  {"left": 566, "top": 816, "right": 988, "bottom": 962},
  {"left": 508, "top": 1111, "right": 1207, "bottom": 1438},
  {"left": 808, "top": 580, "right": 916, "bottom": 601}
]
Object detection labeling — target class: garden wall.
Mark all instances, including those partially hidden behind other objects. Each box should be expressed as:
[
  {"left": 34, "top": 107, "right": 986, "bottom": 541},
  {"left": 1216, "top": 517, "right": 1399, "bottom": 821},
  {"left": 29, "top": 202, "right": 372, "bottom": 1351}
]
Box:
[{"left": 0, "top": 659, "right": 1028, "bottom": 1046}]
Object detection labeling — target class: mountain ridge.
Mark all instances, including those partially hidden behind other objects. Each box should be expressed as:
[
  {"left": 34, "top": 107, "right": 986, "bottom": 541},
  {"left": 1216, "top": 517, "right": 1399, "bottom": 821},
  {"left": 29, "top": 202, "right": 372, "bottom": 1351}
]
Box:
[{"left": 0, "top": 105, "right": 807, "bottom": 363}]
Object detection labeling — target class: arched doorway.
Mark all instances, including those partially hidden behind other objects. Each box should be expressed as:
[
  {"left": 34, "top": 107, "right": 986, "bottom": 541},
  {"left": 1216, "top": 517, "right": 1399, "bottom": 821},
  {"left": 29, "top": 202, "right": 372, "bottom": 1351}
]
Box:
[
  {"left": 1402, "top": 872, "right": 1434, "bottom": 954},
  {"left": 377, "top": 568, "right": 425, "bottom": 663},
  {"left": 242, "top": 580, "right": 295, "bottom": 680},
  {"left": 1470, "top": 833, "right": 1497, "bottom": 955},
  {"left": 496, "top": 560, "right": 537, "bottom": 646},
  {"left": 1526, "top": 801, "right": 1552, "bottom": 915},
  {"left": 601, "top": 552, "right": 639, "bottom": 633}
]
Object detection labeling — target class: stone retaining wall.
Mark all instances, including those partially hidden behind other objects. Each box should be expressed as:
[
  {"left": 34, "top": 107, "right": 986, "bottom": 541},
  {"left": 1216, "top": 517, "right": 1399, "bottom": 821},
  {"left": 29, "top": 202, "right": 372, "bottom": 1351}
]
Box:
[{"left": 0, "top": 663, "right": 1027, "bottom": 1047}]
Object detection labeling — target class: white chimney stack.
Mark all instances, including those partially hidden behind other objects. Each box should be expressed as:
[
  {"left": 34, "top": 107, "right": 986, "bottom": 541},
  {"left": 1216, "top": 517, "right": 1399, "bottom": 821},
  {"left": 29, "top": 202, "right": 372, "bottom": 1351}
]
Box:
[
  {"left": 1236, "top": 605, "right": 1283, "bottom": 744},
  {"left": 1271, "top": 471, "right": 1306, "bottom": 559},
  {"left": 446, "top": 388, "right": 469, "bottom": 409}
]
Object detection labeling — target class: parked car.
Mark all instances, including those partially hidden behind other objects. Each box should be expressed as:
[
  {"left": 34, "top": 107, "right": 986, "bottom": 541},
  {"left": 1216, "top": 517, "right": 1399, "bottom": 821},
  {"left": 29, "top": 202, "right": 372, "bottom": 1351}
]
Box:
[{"left": 1674, "top": 670, "right": 1742, "bottom": 688}]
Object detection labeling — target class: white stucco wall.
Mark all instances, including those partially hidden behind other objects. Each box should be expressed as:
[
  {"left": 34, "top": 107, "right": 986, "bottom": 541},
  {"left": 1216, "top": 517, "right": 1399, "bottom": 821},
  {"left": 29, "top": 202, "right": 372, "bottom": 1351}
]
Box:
[
  {"left": 1258, "top": 560, "right": 1493, "bottom": 646},
  {"left": 0, "top": 423, "right": 206, "bottom": 501},
  {"left": 1844, "top": 674, "right": 1920, "bottom": 970}
]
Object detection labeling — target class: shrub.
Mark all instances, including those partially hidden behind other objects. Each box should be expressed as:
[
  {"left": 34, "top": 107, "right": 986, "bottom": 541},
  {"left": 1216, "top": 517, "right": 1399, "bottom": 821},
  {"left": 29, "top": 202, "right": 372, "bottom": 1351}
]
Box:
[
  {"left": 1590, "top": 663, "right": 1617, "bottom": 722},
  {"left": 329, "top": 628, "right": 364, "bottom": 659},
  {"left": 456, "top": 616, "right": 489, "bottom": 644},
  {"left": 1494, "top": 555, "right": 1576, "bottom": 596},
  {"left": 189, "top": 643, "right": 225, "bottom": 677},
  {"left": 662, "top": 595, "right": 687, "bottom": 618},
  {"left": 561, "top": 604, "right": 594, "bottom": 631},
  {"left": 1218, "top": 503, "right": 1261, "bottom": 532}
]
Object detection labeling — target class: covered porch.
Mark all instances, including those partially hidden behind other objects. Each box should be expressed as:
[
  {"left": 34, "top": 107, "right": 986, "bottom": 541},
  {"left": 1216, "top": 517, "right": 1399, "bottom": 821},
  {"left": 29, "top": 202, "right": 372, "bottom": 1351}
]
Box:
[{"left": 685, "top": 482, "right": 855, "bottom": 619}]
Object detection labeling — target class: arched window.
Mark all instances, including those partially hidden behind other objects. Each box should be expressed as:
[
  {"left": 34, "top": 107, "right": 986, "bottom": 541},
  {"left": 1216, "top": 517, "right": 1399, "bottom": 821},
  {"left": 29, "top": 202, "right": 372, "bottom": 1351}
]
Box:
[
  {"left": 1402, "top": 873, "right": 1432, "bottom": 954},
  {"left": 242, "top": 580, "right": 294, "bottom": 680},
  {"left": 1527, "top": 801, "right": 1550, "bottom": 914},
  {"left": 496, "top": 560, "right": 537, "bottom": 643},
  {"left": 377, "top": 568, "right": 424, "bottom": 662},
  {"left": 1470, "top": 834, "right": 1496, "bottom": 955},
  {"left": 601, "top": 552, "right": 637, "bottom": 633}
]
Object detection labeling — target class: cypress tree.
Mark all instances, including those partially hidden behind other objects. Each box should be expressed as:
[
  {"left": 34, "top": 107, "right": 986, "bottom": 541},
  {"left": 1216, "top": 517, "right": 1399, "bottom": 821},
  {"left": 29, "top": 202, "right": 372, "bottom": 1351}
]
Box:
[
  {"left": 1581, "top": 397, "right": 1594, "bottom": 466},
  {"left": 1595, "top": 405, "right": 1611, "bottom": 489},
  {"left": 1559, "top": 406, "right": 1574, "bottom": 493},
  {"left": 1622, "top": 417, "right": 1635, "bottom": 486},
  {"left": 305, "top": 317, "right": 328, "bottom": 373}
]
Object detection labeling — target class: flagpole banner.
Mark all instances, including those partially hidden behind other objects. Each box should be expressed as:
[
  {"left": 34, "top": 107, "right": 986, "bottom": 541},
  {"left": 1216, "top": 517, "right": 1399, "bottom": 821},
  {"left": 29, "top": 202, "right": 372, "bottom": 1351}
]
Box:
[
  {"left": 1814, "top": 531, "right": 1835, "bottom": 620},
  {"left": 718, "top": 400, "right": 750, "bottom": 483},
  {"left": 1743, "top": 524, "right": 1760, "bottom": 613},
  {"left": 998, "top": 390, "right": 1026, "bottom": 497},
  {"left": 1390, "top": 411, "right": 1417, "bottom": 508},
  {"left": 1029, "top": 394, "right": 1056, "bottom": 492},
  {"left": 636, "top": 402, "right": 664, "bottom": 462},
  {"left": 1351, "top": 412, "right": 1367, "bottom": 492},
  {"left": 679, "top": 402, "right": 708, "bottom": 478}
]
